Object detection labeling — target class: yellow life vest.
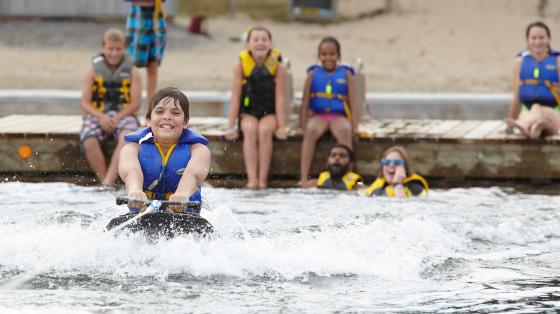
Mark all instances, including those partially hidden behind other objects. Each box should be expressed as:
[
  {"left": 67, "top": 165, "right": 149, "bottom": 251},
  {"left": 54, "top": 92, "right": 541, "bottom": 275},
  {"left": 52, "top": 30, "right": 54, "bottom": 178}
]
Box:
[
  {"left": 317, "top": 171, "right": 362, "bottom": 191},
  {"left": 91, "top": 53, "right": 133, "bottom": 113},
  {"left": 363, "top": 174, "right": 429, "bottom": 197},
  {"left": 239, "top": 49, "right": 281, "bottom": 111}
]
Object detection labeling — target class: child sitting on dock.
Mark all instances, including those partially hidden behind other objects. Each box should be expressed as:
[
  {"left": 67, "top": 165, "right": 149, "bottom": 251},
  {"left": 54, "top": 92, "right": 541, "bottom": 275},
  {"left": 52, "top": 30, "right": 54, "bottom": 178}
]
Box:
[
  {"left": 80, "top": 28, "right": 141, "bottom": 187},
  {"left": 299, "top": 37, "right": 358, "bottom": 187},
  {"left": 225, "top": 26, "right": 288, "bottom": 189},
  {"left": 118, "top": 87, "right": 211, "bottom": 214},
  {"left": 363, "top": 146, "right": 428, "bottom": 198},
  {"left": 506, "top": 21, "right": 560, "bottom": 139},
  {"left": 302, "top": 144, "right": 362, "bottom": 191}
]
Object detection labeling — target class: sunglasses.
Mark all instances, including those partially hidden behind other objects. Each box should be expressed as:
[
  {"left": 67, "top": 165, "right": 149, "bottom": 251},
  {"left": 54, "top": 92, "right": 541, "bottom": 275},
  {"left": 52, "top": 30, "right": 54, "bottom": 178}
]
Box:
[{"left": 381, "top": 158, "right": 405, "bottom": 166}]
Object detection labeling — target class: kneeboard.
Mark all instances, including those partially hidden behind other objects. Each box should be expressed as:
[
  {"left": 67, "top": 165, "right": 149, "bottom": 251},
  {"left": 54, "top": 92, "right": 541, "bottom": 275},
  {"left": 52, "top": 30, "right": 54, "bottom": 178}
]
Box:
[{"left": 106, "top": 212, "right": 214, "bottom": 238}]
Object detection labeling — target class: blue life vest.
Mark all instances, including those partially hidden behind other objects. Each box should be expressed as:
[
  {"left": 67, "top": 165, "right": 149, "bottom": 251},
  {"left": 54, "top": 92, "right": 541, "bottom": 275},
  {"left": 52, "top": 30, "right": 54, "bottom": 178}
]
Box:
[
  {"left": 518, "top": 50, "right": 560, "bottom": 108},
  {"left": 125, "top": 127, "right": 209, "bottom": 214},
  {"left": 308, "top": 64, "right": 354, "bottom": 116}
]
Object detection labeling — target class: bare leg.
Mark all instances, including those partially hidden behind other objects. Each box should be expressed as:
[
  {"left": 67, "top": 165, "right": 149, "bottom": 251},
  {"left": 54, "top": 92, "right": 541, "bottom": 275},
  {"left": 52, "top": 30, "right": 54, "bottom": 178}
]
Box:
[
  {"left": 329, "top": 116, "right": 353, "bottom": 148},
  {"left": 146, "top": 61, "right": 159, "bottom": 104},
  {"left": 299, "top": 117, "right": 328, "bottom": 185},
  {"left": 240, "top": 114, "right": 259, "bottom": 188},
  {"left": 102, "top": 130, "right": 133, "bottom": 187},
  {"left": 529, "top": 105, "right": 560, "bottom": 138},
  {"left": 83, "top": 137, "right": 107, "bottom": 184},
  {"left": 256, "top": 114, "right": 278, "bottom": 189}
]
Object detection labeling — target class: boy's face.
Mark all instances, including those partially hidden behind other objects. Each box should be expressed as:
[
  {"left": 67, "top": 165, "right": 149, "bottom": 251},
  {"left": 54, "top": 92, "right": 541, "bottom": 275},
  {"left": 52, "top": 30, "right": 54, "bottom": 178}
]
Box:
[
  {"left": 147, "top": 97, "right": 187, "bottom": 143},
  {"left": 102, "top": 39, "right": 125, "bottom": 67}
]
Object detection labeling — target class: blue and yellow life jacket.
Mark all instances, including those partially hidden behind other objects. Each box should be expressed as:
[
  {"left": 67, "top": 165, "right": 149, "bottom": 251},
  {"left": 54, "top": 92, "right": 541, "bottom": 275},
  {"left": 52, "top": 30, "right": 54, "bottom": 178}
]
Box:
[
  {"left": 239, "top": 48, "right": 282, "bottom": 117},
  {"left": 91, "top": 53, "right": 133, "bottom": 113},
  {"left": 518, "top": 50, "right": 560, "bottom": 109},
  {"left": 124, "top": 127, "right": 209, "bottom": 214},
  {"left": 317, "top": 171, "right": 361, "bottom": 191},
  {"left": 363, "top": 174, "right": 429, "bottom": 197},
  {"left": 308, "top": 64, "right": 354, "bottom": 117}
]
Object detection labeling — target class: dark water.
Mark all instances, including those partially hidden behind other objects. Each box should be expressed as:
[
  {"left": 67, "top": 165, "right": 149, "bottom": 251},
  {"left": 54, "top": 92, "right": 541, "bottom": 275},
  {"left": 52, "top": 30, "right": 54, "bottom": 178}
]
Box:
[{"left": 1, "top": 182, "right": 560, "bottom": 313}]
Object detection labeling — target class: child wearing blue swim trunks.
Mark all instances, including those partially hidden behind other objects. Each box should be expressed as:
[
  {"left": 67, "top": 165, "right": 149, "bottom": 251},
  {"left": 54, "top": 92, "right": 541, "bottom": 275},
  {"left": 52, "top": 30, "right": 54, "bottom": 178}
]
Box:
[
  {"left": 124, "top": 0, "right": 167, "bottom": 105},
  {"left": 299, "top": 37, "right": 358, "bottom": 187}
]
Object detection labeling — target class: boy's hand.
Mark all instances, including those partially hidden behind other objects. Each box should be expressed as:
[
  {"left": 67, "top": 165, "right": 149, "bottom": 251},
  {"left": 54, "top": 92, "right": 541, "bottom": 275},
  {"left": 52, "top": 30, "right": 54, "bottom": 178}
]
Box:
[
  {"left": 167, "top": 193, "right": 189, "bottom": 213},
  {"left": 127, "top": 190, "right": 148, "bottom": 212},
  {"left": 99, "top": 114, "right": 117, "bottom": 133}
]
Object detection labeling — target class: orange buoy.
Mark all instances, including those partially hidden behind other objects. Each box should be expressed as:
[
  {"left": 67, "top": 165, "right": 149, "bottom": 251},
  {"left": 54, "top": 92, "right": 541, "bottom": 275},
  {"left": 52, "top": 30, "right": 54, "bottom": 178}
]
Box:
[{"left": 18, "top": 145, "right": 31, "bottom": 159}]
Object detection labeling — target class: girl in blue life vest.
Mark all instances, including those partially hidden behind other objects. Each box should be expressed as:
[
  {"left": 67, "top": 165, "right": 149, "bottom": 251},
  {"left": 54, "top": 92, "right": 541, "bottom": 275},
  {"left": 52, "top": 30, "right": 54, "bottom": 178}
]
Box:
[
  {"left": 299, "top": 37, "right": 358, "bottom": 187},
  {"left": 224, "top": 26, "right": 288, "bottom": 189},
  {"left": 118, "top": 87, "right": 211, "bottom": 214},
  {"left": 506, "top": 21, "right": 560, "bottom": 139},
  {"left": 363, "top": 146, "right": 428, "bottom": 198}
]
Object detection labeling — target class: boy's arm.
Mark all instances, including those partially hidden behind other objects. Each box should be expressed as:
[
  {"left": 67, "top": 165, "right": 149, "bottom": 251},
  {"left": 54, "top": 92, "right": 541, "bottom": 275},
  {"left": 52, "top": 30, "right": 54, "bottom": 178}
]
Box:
[
  {"left": 346, "top": 70, "right": 358, "bottom": 133},
  {"left": 80, "top": 66, "right": 116, "bottom": 132},
  {"left": 169, "top": 143, "right": 211, "bottom": 203},
  {"left": 114, "top": 66, "right": 142, "bottom": 121},
  {"left": 118, "top": 143, "right": 147, "bottom": 200},
  {"left": 299, "top": 71, "right": 313, "bottom": 131}
]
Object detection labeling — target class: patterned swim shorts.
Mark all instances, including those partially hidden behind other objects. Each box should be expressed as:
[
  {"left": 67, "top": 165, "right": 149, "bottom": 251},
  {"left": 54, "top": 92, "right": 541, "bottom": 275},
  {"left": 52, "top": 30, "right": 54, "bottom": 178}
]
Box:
[
  {"left": 125, "top": 5, "right": 167, "bottom": 67},
  {"left": 80, "top": 111, "right": 140, "bottom": 143}
]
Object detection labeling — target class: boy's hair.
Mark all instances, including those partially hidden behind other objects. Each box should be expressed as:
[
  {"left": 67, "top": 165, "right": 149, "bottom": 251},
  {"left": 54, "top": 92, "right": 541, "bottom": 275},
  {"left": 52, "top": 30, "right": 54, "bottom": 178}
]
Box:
[
  {"left": 318, "top": 36, "right": 341, "bottom": 56},
  {"left": 146, "top": 87, "right": 190, "bottom": 123},
  {"left": 246, "top": 26, "right": 272, "bottom": 42},
  {"left": 102, "top": 28, "right": 125, "bottom": 46}
]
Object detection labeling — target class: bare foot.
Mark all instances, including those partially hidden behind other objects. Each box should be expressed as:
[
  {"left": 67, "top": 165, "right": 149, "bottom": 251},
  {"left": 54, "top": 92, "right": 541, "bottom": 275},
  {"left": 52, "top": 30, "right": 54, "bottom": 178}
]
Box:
[
  {"left": 504, "top": 118, "right": 529, "bottom": 137},
  {"left": 257, "top": 182, "right": 267, "bottom": 189},
  {"left": 246, "top": 180, "right": 258, "bottom": 189}
]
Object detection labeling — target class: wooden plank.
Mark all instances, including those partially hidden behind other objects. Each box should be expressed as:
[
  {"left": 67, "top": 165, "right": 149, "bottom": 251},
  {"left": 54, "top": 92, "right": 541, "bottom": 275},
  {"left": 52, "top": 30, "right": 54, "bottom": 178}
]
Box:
[
  {"left": 441, "top": 120, "right": 483, "bottom": 139},
  {"left": 463, "top": 120, "right": 503, "bottom": 140},
  {"left": 425, "top": 120, "right": 461, "bottom": 138},
  {"left": 0, "top": 115, "right": 50, "bottom": 133}
]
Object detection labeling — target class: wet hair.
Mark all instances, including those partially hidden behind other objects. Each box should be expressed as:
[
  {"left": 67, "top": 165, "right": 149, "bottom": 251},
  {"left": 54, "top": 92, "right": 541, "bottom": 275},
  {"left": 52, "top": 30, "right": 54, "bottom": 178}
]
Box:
[
  {"left": 102, "top": 28, "right": 125, "bottom": 46},
  {"left": 331, "top": 143, "right": 354, "bottom": 163},
  {"left": 376, "top": 145, "right": 414, "bottom": 178},
  {"left": 146, "top": 87, "right": 190, "bottom": 123},
  {"left": 526, "top": 21, "right": 552, "bottom": 52},
  {"left": 318, "top": 36, "right": 341, "bottom": 56},
  {"left": 246, "top": 26, "right": 272, "bottom": 42}
]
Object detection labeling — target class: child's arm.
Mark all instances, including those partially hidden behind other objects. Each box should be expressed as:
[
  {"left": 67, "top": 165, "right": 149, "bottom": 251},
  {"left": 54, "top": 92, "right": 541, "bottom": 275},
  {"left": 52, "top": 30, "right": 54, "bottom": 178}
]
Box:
[
  {"left": 506, "top": 57, "right": 523, "bottom": 128},
  {"left": 225, "top": 63, "right": 243, "bottom": 140},
  {"left": 80, "top": 66, "right": 116, "bottom": 133},
  {"left": 168, "top": 143, "right": 211, "bottom": 212},
  {"left": 346, "top": 70, "right": 358, "bottom": 134},
  {"left": 274, "top": 63, "right": 288, "bottom": 139},
  {"left": 113, "top": 66, "right": 142, "bottom": 122},
  {"left": 118, "top": 143, "right": 148, "bottom": 207},
  {"left": 299, "top": 71, "right": 313, "bottom": 132}
]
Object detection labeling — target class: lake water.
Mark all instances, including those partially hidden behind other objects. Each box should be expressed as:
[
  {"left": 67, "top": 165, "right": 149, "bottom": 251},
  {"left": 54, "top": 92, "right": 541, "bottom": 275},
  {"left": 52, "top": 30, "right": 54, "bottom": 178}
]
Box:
[{"left": 1, "top": 182, "right": 560, "bottom": 313}]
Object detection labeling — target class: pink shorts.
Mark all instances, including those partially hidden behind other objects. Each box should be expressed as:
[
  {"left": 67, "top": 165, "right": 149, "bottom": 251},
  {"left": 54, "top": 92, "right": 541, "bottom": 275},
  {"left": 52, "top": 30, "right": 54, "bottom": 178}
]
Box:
[{"left": 311, "top": 112, "right": 346, "bottom": 123}]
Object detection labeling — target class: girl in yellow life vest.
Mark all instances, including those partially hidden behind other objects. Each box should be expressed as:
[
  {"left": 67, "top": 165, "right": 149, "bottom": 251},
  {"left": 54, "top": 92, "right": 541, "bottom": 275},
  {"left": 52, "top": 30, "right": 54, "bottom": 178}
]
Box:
[
  {"left": 225, "top": 26, "right": 288, "bottom": 189},
  {"left": 363, "top": 146, "right": 428, "bottom": 198}
]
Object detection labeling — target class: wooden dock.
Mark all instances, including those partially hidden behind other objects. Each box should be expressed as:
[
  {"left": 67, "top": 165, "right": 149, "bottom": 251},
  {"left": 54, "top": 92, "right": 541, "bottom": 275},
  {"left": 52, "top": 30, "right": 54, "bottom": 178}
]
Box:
[{"left": 1, "top": 114, "right": 559, "bottom": 181}]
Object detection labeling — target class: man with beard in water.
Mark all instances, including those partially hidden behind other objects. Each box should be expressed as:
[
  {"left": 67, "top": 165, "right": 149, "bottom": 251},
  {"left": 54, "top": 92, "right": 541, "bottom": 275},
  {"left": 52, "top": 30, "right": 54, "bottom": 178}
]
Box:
[{"left": 302, "top": 144, "right": 362, "bottom": 190}]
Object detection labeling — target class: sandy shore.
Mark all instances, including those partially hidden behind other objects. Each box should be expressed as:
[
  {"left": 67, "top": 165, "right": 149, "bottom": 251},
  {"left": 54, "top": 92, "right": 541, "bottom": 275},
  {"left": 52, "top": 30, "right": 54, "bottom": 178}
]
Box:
[{"left": 1, "top": 0, "right": 560, "bottom": 93}]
